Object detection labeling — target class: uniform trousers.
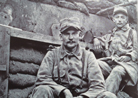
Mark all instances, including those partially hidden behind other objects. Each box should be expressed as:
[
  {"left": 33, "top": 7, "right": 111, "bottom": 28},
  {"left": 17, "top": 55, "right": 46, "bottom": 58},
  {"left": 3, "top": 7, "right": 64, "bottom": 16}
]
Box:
[
  {"left": 98, "top": 60, "right": 127, "bottom": 94},
  {"left": 30, "top": 85, "right": 117, "bottom": 98}
]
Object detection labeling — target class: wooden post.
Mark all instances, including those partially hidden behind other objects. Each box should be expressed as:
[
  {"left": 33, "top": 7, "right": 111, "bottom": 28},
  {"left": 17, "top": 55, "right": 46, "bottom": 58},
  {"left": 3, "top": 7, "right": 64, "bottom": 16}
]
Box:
[{"left": 0, "top": 27, "right": 10, "bottom": 98}]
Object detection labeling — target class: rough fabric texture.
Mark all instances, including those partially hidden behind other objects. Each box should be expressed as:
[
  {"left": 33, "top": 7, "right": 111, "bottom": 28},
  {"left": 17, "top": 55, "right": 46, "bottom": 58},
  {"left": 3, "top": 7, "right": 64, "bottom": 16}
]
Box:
[
  {"left": 10, "top": 48, "right": 45, "bottom": 64},
  {"left": 9, "top": 73, "right": 36, "bottom": 88},
  {"left": 9, "top": 86, "right": 35, "bottom": 98},
  {"left": 9, "top": 61, "right": 39, "bottom": 75}
]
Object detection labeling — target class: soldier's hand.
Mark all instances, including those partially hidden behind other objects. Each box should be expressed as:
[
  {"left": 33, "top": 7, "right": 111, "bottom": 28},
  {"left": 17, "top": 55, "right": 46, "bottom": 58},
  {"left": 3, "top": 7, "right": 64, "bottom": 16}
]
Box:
[
  {"left": 93, "top": 38, "right": 102, "bottom": 50},
  {"left": 117, "top": 56, "right": 131, "bottom": 62},
  {"left": 63, "top": 89, "right": 73, "bottom": 98}
]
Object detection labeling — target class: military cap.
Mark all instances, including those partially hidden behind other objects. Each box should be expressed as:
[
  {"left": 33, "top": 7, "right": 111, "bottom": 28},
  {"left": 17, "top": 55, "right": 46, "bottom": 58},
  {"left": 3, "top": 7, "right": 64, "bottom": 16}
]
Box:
[
  {"left": 59, "top": 17, "right": 82, "bottom": 33},
  {"left": 113, "top": 6, "right": 128, "bottom": 16}
]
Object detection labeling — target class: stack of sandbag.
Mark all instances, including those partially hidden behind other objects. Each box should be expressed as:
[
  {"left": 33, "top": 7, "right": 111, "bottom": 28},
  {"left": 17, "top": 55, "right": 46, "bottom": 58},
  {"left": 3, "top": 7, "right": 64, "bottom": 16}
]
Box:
[
  {"left": 9, "top": 86, "right": 35, "bottom": 98},
  {"left": 10, "top": 48, "right": 45, "bottom": 64},
  {"left": 9, "top": 61, "right": 39, "bottom": 75},
  {"left": 9, "top": 73, "right": 36, "bottom": 88},
  {"left": 27, "top": 0, "right": 115, "bottom": 15},
  {"left": 9, "top": 64, "right": 38, "bottom": 97},
  {"left": 8, "top": 47, "right": 47, "bottom": 98}
]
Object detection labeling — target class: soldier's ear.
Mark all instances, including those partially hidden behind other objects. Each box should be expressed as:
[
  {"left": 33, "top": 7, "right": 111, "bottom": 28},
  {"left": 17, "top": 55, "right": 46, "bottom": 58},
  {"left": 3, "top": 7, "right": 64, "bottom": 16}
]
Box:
[
  {"left": 111, "top": 15, "right": 115, "bottom": 22},
  {"left": 79, "top": 27, "right": 85, "bottom": 38},
  {"left": 79, "top": 31, "right": 84, "bottom": 40},
  {"left": 126, "top": 16, "right": 129, "bottom": 22},
  {"left": 112, "top": 17, "right": 116, "bottom": 23},
  {"left": 60, "top": 33, "right": 63, "bottom": 40}
]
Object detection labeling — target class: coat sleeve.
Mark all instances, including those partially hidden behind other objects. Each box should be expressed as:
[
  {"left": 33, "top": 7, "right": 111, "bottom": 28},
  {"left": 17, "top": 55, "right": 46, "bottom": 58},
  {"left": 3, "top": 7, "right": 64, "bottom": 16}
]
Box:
[
  {"left": 126, "top": 29, "right": 138, "bottom": 62},
  {"left": 80, "top": 52, "right": 105, "bottom": 98},
  {"left": 96, "top": 34, "right": 112, "bottom": 49},
  {"left": 35, "top": 51, "right": 66, "bottom": 96}
]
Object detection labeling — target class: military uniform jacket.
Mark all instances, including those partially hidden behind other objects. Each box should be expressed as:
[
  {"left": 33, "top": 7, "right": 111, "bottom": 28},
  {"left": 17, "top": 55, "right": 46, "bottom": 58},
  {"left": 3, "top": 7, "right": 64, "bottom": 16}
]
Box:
[{"left": 35, "top": 45, "right": 105, "bottom": 98}]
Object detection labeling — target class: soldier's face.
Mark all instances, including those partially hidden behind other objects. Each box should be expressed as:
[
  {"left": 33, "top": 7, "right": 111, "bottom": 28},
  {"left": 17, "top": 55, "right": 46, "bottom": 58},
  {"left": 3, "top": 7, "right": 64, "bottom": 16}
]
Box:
[
  {"left": 113, "top": 13, "right": 128, "bottom": 28},
  {"left": 60, "top": 28, "right": 81, "bottom": 49}
]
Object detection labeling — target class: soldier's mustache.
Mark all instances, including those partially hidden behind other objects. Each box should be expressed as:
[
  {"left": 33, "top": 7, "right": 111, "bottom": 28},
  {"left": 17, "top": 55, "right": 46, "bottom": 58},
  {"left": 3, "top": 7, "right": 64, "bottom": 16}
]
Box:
[
  {"left": 67, "top": 41, "right": 75, "bottom": 43},
  {"left": 117, "top": 22, "right": 122, "bottom": 25}
]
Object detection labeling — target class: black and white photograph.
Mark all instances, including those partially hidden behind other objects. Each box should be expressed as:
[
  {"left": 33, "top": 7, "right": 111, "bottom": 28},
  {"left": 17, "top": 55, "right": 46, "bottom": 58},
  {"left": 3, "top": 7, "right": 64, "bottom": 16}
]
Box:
[{"left": 0, "top": 0, "right": 137, "bottom": 98}]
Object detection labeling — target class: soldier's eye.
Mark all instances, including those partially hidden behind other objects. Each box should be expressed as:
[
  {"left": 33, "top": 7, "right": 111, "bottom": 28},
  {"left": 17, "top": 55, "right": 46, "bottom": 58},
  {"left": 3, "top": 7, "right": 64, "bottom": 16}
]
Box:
[
  {"left": 121, "top": 16, "right": 125, "bottom": 19},
  {"left": 63, "top": 33, "right": 69, "bottom": 36},
  {"left": 4, "top": 16, "right": 7, "bottom": 19},
  {"left": 72, "top": 33, "right": 76, "bottom": 35}
]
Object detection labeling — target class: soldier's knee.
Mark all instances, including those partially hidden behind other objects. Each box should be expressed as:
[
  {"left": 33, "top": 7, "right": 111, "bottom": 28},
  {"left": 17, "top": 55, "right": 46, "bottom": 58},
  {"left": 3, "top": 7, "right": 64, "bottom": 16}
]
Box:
[
  {"left": 31, "top": 85, "right": 53, "bottom": 98},
  {"left": 35, "top": 85, "right": 53, "bottom": 94},
  {"left": 112, "top": 66, "right": 125, "bottom": 76}
]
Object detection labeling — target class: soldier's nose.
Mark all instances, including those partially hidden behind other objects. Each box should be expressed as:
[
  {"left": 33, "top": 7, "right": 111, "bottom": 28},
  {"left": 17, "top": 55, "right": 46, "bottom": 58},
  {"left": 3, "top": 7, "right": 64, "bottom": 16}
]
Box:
[{"left": 69, "top": 34, "right": 73, "bottom": 39}]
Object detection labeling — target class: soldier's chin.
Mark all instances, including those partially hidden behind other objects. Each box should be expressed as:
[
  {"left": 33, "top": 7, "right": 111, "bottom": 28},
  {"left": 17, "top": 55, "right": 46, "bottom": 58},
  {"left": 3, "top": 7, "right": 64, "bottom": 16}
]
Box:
[
  {"left": 66, "top": 43, "right": 76, "bottom": 48},
  {"left": 117, "top": 24, "right": 123, "bottom": 28}
]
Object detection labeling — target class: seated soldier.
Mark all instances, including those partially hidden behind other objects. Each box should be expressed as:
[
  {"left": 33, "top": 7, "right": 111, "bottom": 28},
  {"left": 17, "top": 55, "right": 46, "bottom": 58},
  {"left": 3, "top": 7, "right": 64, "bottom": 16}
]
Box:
[
  {"left": 30, "top": 17, "right": 117, "bottom": 98},
  {"left": 93, "top": 6, "right": 138, "bottom": 95}
]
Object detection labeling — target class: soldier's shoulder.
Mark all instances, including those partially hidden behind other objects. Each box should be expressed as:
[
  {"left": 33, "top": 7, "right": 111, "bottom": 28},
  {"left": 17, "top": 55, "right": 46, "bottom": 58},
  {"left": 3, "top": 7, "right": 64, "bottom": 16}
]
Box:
[
  {"left": 46, "top": 46, "right": 60, "bottom": 56},
  {"left": 81, "top": 48, "right": 95, "bottom": 57},
  {"left": 130, "top": 28, "right": 137, "bottom": 36}
]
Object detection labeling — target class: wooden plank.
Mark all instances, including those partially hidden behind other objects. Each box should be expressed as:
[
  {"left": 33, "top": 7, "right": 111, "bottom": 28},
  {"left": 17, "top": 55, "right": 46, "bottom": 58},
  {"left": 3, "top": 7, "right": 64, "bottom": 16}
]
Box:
[
  {"left": 0, "top": 26, "right": 10, "bottom": 98},
  {"left": 0, "top": 24, "right": 62, "bottom": 45},
  {"left": 11, "top": 31, "right": 62, "bottom": 45},
  {"left": 0, "top": 65, "right": 6, "bottom": 71}
]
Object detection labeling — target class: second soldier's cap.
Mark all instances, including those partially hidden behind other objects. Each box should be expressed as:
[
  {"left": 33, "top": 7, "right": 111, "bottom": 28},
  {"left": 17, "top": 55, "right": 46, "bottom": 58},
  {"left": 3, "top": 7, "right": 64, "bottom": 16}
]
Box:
[{"left": 113, "top": 6, "right": 128, "bottom": 16}]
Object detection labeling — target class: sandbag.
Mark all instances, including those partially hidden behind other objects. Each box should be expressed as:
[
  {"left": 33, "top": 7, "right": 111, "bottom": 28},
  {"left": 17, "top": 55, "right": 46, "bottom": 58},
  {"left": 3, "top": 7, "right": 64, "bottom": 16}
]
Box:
[
  {"left": 10, "top": 61, "right": 39, "bottom": 75},
  {"left": 9, "top": 86, "right": 35, "bottom": 98},
  {"left": 57, "top": 0, "right": 78, "bottom": 10},
  {"left": 9, "top": 73, "right": 36, "bottom": 88},
  {"left": 86, "top": 0, "right": 114, "bottom": 9},
  {"left": 57, "top": 0, "right": 89, "bottom": 15},
  {"left": 29, "top": 0, "right": 56, "bottom": 5},
  {"left": 108, "top": 0, "right": 127, "bottom": 4},
  {"left": 10, "top": 48, "right": 45, "bottom": 64},
  {"left": 75, "top": 2, "right": 89, "bottom": 15}
]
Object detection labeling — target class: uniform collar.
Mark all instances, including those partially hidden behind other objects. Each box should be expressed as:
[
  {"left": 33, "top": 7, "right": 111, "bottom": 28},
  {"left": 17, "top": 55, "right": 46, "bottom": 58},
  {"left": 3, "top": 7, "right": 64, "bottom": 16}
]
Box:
[
  {"left": 113, "top": 24, "right": 130, "bottom": 33},
  {"left": 60, "top": 44, "right": 82, "bottom": 60}
]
